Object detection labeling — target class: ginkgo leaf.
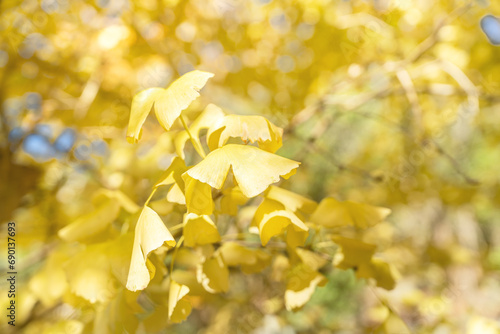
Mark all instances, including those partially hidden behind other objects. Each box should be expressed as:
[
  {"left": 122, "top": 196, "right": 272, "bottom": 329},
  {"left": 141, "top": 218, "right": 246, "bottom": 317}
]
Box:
[
  {"left": 251, "top": 198, "right": 285, "bottom": 228},
  {"left": 185, "top": 144, "right": 300, "bottom": 198},
  {"left": 154, "top": 157, "right": 189, "bottom": 205},
  {"left": 284, "top": 264, "right": 327, "bottom": 311},
  {"left": 332, "top": 236, "right": 376, "bottom": 268},
  {"left": 259, "top": 210, "right": 308, "bottom": 246},
  {"left": 183, "top": 213, "right": 220, "bottom": 247},
  {"left": 295, "top": 248, "right": 328, "bottom": 272},
  {"left": 311, "top": 197, "right": 391, "bottom": 229},
  {"left": 166, "top": 183, "right": 186, "bottom": 205},
  {"left": 196, "top": 253, "right": 229, "bottom": 293},
  {"left": 154, "top": 156, "right": 188, "bottom": 189},
  {"left": 219, "top": 186, "right": 248, "bottom": 215},
  {"left": 126, "top": 70, "right": 214, "bottom": 143},
  {"left": 265, "top": 186, "right": 317, "bottom": 215},
  {"left": 175, "top": 103, "right": 225, "bottom": 159},
  {"left": 168, "top": 281, "right": 192, "bottom": 323},
  {"left": 217, "top": 242, "right": 271, "bottom": 274},
  {"left": 58, "top": 198, "right": 120, "bottom": 242},
  {"left": 207, "top": 114, "right": 283, "bottom": 152},
  {"left": 332, "top": 236, "right": 395, "bottom": 289},
  {"left": 126, "top": 206, "right": 176, "bottom": 291},
  {"left": 183, "top": 174, "right": 213, "bottom": 215}
]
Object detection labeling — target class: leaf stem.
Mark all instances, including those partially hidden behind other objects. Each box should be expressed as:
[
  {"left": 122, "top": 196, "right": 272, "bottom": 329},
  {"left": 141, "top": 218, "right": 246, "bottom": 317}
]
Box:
[
  {"left": 144, "top": 187, "right": 157, "bottom": 207},
  {"left": 179, "top": 114, "right": 206, "bottom": 158},
  {"left": 170, "top": 235, "right": 184, "bottom": 275}
]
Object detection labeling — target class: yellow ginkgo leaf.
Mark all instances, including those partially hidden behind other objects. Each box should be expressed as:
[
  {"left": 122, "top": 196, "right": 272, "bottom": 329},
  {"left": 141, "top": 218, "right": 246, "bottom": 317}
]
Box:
[
  {"left": 284, "top": 264, "right": 327, "bottom": 311},
  {"left": 207, "top": 114, "right": 283, "bottom": 152},
  {"left": 168, "top": 281, "right": 192, "bottom": 323},
  {"left": 295, "top": 248, "right": 328, "bottom": 272},
  {"left": 219, "top": 186, "right": 248, "bottom": 216},
  {"left": 259, "top": 210, "right": 308, "bottom": 246},
  {"left": 175, "top": 103, "right": 225, "bottom": 159},
  {"left": 154, "top": 156, "right": 188, "bottom": 189},
  {"left": 196, "top": 253, "right": 229, "bottom": 293},
  {"left": 126, "top": 206, "right": 176, "bottom": 291},
  {"left": 126, "top": 70, "right": 214, "bottom": 143},
  {"left": 311, "top": 197, "right": 391, "bottom": 229},
  {"left": 332, "top": 236, "right": 395, "bottom": 289},
  {"left": 265, "top": 186, "right": 317, "bottom": 215},
  {"left": 332, "top": 236, "right": 376, "bottom": 268},
  {"left": 183, "top": 213, "right": 220, "bottom": 247},
  {"left": 251, "top": 198, "right": 285, "bottom": 228},
  {"left": 217, "top": 242, "right": 271, "bottom": 274},
  {"left": 166, "top": 183, "right": 186, "bottom": 205},
  {"left": 183, "top": 174, "right": 213, "bottom": 215},
  {"left": 58, "top": 198, "right": 120, "bottom": 242},
  {"left": 186, "top": 144, "right": 300, "bottom": 198},
  {"left": 154, "top": 157, "right": 189, "bottom": 205}
]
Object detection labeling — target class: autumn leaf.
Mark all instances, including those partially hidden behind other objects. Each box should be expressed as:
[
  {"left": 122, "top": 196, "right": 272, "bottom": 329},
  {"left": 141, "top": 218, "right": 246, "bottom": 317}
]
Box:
[
  {"left": 168, "top": 281, "right": 192, "bottom": 323},
  {"left": 185, "top": 144, "right": 300, "bottom": 198},
  {"left": 126, "top": 70, "right": 214, "bottom": 143},
  {"left": 207, "top": 114, "right": 283, "bottom": 152},
  {"left": 126, "top": 206, "right": 176, "bottom": 291},
  {"left": 311, "top": 197, "right": 391, "bottom": 229},
  {"left": 284, "top": 264, "right": 327, "bottom": 311},
  {"left": 175, "top": 103, "right": 225, "bottom": 159},
  {"left": 258, "top": 210, "right": 308, "bottom": 247},
  {"left": 183, "top": 213, "right": 220, "bottom": 247}
]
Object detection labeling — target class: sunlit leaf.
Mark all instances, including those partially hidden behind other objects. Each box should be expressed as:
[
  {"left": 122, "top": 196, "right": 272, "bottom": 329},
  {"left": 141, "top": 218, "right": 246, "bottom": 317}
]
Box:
[
  {"left": 126, "top": 206, "right": 176, "bottom": 291},
  {"left": 265, "top": 186, "right": 317, "bottom": 215},
  {"left": 127, "top": 70, "right": 214, "bottom": 143},
  {"left": 175, "top": 103, "right": 225, "bottom": 159},
  {"left": 207, "top": 114, "right": 283, "bottom": 152},
  {"left": 186, "top": 144, "right": 300, "bottom": 198}
]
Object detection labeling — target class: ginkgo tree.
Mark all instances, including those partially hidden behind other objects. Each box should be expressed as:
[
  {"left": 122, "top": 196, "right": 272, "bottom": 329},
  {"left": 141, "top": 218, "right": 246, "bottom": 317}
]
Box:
[{"left": 115, "top": 69, "right": 396, "bottom": 326}]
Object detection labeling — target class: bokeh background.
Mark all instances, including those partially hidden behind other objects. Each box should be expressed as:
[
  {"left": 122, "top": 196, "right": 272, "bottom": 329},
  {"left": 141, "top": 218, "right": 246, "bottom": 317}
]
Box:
[{"left": 1, "top": 0, "right": 500, "bottom": 333}]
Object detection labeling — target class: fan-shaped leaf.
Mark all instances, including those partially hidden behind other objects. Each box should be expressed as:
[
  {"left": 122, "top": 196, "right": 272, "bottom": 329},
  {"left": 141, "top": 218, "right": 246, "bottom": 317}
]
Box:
[
  {"left": 207, "top": 114, "right": 283, "bottom": 152},
  {"left": 127, "top": 70, "right": 214, "bottom": 143},
  {"left": 186, "top": 144, "right": 299, "bottom": 198},
  {"left": 126, "top": 206, "right": 176, "bottom": 291}
]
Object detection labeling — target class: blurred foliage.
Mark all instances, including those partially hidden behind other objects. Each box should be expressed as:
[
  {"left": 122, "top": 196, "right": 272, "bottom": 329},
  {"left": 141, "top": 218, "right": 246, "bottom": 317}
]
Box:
[{"left": 1, "top": 0, "right": 500, "bottom": 333}]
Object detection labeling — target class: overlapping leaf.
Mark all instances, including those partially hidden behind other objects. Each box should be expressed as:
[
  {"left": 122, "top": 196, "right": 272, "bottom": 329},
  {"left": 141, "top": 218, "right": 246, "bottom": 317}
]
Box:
[
  {"left": 126, "top": 206, "right": 176, "bottom": 291},
  {"left": 185, "top": 144, "right": 299, "bottom": 198},
  {"left": 183, "top": 213, "right": 220, "bottom": 247},
  {"left": 207, "top": 114, "right": 283, "bottom": 152},
  {"left": 127, "top": 70, "right": 214, "bottom": 143},
  {"left": 332, "top": 236, "right": 395, "bottom": 289},
  {"left": 168, "top": 281, "right": 192, "bottom": 323},
  {"left": 284, "top": 263, "right": 327, "bottom": 311},
  {"left": 175, "top": 103, "right": 225, "bottom": 159}
]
